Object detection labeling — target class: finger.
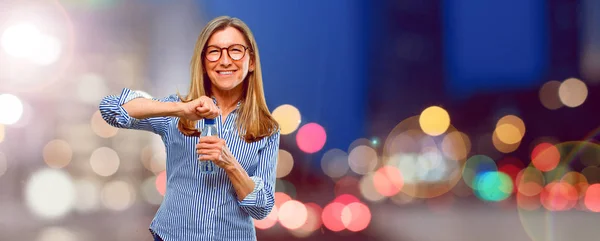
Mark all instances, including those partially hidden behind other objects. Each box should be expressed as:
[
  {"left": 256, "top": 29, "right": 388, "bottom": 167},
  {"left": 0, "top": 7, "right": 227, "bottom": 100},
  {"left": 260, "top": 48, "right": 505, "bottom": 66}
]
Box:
[
  {"left": 196, "top": 143, "right": 222, "bottom": 150},
  {"left": 196, "top": 149, "right": 215, "bottom": 156},
  {"left": 196, "top": 106, "right": 210, "bottom": 114},
  {"left": 198, "top": 136, "right": 222, "bottom": 143},
  {"left": 198, "top": 152, "right": 220, "bottom": 161}
]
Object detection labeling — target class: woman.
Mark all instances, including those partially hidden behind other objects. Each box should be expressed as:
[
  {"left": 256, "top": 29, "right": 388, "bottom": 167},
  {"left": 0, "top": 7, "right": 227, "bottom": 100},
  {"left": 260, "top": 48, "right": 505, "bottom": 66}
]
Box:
[{"left": 99, "top": 16, "right": 280, "bottom": 241}]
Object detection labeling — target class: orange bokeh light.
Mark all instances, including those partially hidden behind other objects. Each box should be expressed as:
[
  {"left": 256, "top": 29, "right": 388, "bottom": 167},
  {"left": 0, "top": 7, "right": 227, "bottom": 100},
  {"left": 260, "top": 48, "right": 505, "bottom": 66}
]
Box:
[
  {"left": 531, "top": 143, "right": 560, "bottom": 172},
  {"left": 373, "top": 166, "right": 404, "bottom": 197},
  {"left": 584, "top": 184, "right": 600, "bottom": 212},
  {"left": 155, "top": 171, "right": 166, "bottom": 196}
]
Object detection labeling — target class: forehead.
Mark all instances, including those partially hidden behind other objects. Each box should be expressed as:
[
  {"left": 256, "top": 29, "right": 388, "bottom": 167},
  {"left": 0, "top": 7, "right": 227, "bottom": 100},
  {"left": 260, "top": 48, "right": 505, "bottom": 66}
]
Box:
[{"left": 207, "top": 26, "right": 248, "bottom": 47}]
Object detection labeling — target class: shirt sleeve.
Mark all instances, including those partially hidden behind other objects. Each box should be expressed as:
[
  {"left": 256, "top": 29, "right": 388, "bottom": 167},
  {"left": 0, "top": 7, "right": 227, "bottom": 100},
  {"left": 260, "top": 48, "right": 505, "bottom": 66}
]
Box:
[
  {"left": 98, "top": 88, "right": 179, "bottom": 136},
  {"left": 237, "top": 130, "right": 280, "bottom": 220}
]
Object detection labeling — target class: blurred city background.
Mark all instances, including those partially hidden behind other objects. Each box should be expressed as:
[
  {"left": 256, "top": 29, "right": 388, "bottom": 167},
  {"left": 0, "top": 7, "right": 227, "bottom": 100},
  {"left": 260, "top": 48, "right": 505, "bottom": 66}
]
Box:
[{"left": 0, "top": 0, "right": 599, "bottom": 240}]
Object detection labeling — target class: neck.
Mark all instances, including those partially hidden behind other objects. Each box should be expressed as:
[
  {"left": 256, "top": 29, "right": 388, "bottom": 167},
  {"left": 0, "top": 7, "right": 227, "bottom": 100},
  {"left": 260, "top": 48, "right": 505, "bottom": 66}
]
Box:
[{"left": 211, "top": 85, "right": 243, "bottom": 112}]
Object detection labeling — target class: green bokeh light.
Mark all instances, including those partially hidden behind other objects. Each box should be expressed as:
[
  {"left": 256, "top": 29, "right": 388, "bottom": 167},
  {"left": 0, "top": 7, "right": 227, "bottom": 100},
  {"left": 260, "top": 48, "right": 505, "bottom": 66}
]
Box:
[{"left": 473, "top": 171, "right": 513, "bottom": 202}]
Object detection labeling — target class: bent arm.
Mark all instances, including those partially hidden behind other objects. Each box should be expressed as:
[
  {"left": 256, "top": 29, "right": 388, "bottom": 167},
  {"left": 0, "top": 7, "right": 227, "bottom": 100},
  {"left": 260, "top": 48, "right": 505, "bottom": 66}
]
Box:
[
  {"left": 228, "top": 131, "right": 280, "bottom": 220},
  {"left": 122, "top": 97, "right": 183, "bottom": 119},
  {"left": 99, "top": 88, "right": 180, "bottom": 135}
]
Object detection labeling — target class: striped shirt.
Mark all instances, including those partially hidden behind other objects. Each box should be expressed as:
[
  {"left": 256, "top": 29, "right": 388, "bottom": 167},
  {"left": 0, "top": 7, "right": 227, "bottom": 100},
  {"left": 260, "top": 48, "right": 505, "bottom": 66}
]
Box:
[{"left": 99, "top": 88, "right": 279, "bottom": 241}]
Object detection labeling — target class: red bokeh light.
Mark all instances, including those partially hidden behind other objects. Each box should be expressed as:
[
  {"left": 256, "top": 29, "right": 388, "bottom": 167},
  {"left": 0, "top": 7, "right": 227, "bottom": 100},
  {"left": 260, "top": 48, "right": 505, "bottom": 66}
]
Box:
[{"left": 296, "top": 123, "right": 327, "bottom": 154}]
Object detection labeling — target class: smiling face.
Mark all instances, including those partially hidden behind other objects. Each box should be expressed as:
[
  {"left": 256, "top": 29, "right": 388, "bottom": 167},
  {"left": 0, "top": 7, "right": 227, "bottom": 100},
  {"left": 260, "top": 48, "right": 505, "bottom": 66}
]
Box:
[{"left": 203, "top": 26, "right": 255, "bottom": 93}]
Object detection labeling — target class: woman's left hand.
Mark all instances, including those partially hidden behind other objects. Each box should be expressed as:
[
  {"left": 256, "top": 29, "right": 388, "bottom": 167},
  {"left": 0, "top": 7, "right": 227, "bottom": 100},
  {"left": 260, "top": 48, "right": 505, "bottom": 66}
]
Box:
[{"left": 196, "top": 136, "right": 237, "bottom": 171}]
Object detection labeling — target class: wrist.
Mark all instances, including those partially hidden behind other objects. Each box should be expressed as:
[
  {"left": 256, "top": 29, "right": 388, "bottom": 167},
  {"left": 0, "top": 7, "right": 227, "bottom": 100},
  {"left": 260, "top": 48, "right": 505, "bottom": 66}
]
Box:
[{"left": 172, "top": 102, "right": 185, "bottom": 118}]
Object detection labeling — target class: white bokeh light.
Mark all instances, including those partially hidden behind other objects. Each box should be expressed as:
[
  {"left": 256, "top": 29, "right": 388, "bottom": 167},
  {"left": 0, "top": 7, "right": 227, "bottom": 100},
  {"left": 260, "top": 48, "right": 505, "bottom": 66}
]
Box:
[
  {"left": 1, "top": 23, "right": 42, "bottom": 58},
  {"left": 24, "top": 168, "right": 76, "bottom": 219},
  {"left": 36, "top": 227, "right": 77, "bottom": 241},
  {"left": 0, "top": 94, "right": 24, "bottom": 125},
  {"left": 30, "top": 34, "right": 62, "bottom": 65}
]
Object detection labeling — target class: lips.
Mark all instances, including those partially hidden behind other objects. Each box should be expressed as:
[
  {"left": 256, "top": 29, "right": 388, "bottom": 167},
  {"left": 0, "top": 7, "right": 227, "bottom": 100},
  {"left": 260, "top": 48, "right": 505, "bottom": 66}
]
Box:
[{"left": 216, "top": 70, "right": 236, "bottom": 76}]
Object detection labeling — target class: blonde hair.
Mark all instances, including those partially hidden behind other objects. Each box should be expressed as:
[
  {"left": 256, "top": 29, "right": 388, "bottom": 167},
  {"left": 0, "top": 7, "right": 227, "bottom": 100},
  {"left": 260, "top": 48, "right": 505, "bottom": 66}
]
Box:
[{"left": 177, "top": 16, "right": 279, "bottom": 142}]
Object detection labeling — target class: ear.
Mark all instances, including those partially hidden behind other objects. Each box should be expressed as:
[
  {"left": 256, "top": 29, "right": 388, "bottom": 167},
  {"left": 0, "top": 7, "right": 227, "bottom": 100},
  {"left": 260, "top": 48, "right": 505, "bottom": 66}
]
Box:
[{"left": 249, "top": 55, "right": 255, "bottom": 72}]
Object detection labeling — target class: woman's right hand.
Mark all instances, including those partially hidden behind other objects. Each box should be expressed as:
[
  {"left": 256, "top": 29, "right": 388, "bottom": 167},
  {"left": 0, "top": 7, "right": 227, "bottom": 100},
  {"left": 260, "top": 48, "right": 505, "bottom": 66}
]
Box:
[{"left": 178, "top": 96, "right": 220, "bottom": 120}]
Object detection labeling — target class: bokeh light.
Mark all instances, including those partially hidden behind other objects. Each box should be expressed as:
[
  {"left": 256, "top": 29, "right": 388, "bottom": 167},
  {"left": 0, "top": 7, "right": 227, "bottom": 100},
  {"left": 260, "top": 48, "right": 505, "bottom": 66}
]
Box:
[
  {"left": 276, "top": 149, "right": 294, "bottom": 178},
  {"left": 334, "top": 176, "right": 361, "bottom": 198},
  {"left": 495, "top": 115, "right": 525, "bottom": 144},
  {"left": 0, "top": 124, "right": 5, "bottom": 143},
  {"left": 584, "top": 184, "right": 600, "bottom": 212},
  {"left": 254, "top": 206, "right": 278, "bottom": 230},
  {"left": 36, "top": 227, "right": 77, "bottom": 241},
  {"left": 540, "top": 181, "right": 578, "bottom": 211},
  {"left": 462, "top": 155, "right": 497, "bottom": 189},
  {"left": 274, "top": 192, "right": 292, "bottom": 208},
  {"left": 296, "top": 123, "right": 326, "bottom": 154},
  {"left": 24, "top": 168, "right": 75, "bottom": 219},
  {"left": 492, "top": 130, "right": 520, "bottom": 154},
  {"left": 341, "top": 202, "right": 371, "bottom": 232},
  {"left": 516, "top": 167, "right": 545, "bottom": 197},
  {"left": 0, "top": 152, "right": 7, "bottom": 178},
  {"left": 531, "top": 143, "right": 560, "bottom": 172},
  {"left": 539, "top": 80, "right": 563, "bottom": 110},
  {"left": 359, "top": 173, "right": 386, "bottom": 202},
  {"left": 473, "top": 171, "right": 513, "bottom": 202},
  {"left": 100, "top": 180, "right": 135, "bottom": 211},
  {"left": 558, "top": 78, "right": 588, "bottom": 108},
  {"left": 0, "top": 93, "right": 24, "bottom": 125},
  {"left": 155, "top": 171, "right": 166, "bottom": 196},
  {"left": 321, "top": 202, "right": 346, "bottom": 232},
  {"left": 140, "top": 143, "right": 167, "bottom": 174},
  {"left": 1, "top": 22, "right": 42, "bottom": 58},
  {"left": 289, "top": 202, "right": 322, "bottom": 237},
  {"left": 90, "top": 110, "right": 118, "bottom": 138},
  {"left": 275, "top": 179, "right": 297, "bottom": 199},
  {"left": 272, "top": 104, "right": 301, "bottom": 135},
  {"left": 372, "top": 166, "right": 404, "bottom": 197},
  {"left": 348, "top": 145, "right": 378, "bottom": 175},
  {"left": 278, "top": 200, "right": 307, "bottom": 230},
  {"left": 141, "top": 176, "right": 163, "bottom": 205},
  {"left": 42, "top": 139, "right": 73, "bottom": 169},
  {"left": 419, "top": 106, "right": 450, "bottom": 136},
  {"left": 321, "top": 149, "right": 349, "bottom": 178},
  {"left": 441, "top": 131, "right": 471, "bottom": 161},
  {"left": 89, "top": 147, "right": 120, "bottom": 177}
]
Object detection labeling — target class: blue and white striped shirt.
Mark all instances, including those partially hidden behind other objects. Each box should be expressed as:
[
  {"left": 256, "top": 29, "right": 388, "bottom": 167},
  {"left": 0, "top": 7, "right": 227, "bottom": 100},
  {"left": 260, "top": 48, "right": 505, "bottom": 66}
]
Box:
[{"left": 99, "top": 88, "right": 279, "bottom": 241}]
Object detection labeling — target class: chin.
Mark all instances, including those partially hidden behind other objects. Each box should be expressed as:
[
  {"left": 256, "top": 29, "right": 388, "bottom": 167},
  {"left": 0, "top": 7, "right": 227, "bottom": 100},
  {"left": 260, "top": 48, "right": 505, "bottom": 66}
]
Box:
[{"left": 214, "top": 81, "right": 242, "bottom": 91}]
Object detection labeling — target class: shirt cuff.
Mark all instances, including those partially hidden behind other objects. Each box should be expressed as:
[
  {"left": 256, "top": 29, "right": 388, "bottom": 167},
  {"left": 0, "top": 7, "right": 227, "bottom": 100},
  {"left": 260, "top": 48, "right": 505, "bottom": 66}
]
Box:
[
  {"left": 238, "top": 176, "right": 264, "bottom": 206},
  {"left": 114, "top": 88, "right": 148, "bottom": 127}
]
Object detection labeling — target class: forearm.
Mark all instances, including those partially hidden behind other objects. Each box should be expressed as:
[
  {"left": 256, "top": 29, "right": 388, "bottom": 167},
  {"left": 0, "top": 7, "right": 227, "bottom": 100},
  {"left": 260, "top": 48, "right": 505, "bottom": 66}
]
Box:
[
  {"left": 123, "top": 98, "right": 183, "bottom": 119},
  {"left": 225, "top": 163, "right": 255, "bottom": 201}
]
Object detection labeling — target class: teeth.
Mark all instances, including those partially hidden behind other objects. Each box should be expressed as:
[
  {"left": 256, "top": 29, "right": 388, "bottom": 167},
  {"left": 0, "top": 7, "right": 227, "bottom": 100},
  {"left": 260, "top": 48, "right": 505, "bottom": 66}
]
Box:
[{"left": 219, "top": 71, "right": 233, "bottom": 75}]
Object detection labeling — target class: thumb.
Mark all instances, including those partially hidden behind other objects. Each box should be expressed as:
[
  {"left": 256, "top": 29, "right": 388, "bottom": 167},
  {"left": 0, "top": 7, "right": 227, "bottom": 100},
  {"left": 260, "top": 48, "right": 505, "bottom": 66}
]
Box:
[{"left": 197, "top": 98, "right": 206, "bottom": 107}]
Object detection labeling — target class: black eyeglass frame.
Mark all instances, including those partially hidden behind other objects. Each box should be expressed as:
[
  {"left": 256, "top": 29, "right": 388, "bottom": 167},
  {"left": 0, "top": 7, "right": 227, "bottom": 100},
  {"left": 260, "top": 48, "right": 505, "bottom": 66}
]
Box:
[{"left": 203, "top": 44, "right": 252, "bottom": 62}]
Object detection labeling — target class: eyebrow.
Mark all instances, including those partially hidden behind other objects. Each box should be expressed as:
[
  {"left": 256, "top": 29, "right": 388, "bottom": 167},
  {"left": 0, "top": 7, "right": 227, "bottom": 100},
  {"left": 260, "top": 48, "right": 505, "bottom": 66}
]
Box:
[{"left": 206, "top": 43, "right": 246, "bottom": 48}]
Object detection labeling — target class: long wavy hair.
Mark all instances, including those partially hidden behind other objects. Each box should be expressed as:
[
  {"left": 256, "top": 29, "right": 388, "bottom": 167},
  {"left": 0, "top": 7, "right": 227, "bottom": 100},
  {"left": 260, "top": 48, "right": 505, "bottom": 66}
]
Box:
[{"left": 177, "top": 16, "right": 279, "bottom": 142}]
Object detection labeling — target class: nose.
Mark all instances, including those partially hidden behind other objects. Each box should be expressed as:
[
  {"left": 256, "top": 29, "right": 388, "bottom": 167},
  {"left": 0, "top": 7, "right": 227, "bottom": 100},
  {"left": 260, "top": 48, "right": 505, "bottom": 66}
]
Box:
[{"left": 219, "top": 49, "right": 232, "bottom": 66}]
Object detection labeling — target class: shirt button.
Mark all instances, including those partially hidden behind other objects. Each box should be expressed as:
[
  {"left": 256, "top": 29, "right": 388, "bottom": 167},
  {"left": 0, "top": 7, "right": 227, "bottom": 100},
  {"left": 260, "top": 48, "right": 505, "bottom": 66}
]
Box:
[{"left": 211, "top": 208, "right": 215, "bottom": 212}]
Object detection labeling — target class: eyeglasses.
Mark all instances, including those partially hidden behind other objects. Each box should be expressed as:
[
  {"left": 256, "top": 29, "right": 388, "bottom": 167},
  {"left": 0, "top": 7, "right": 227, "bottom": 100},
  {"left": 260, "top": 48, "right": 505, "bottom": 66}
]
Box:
[{"left": 204, "top": 44, "right": 250, "bottom": 62}]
